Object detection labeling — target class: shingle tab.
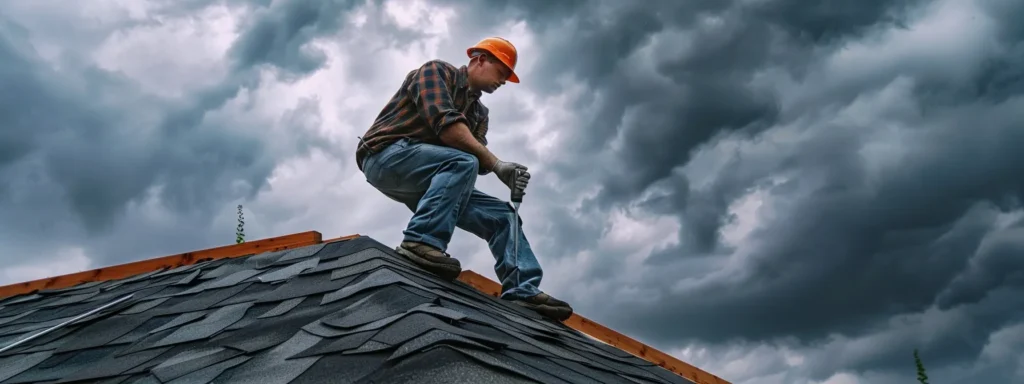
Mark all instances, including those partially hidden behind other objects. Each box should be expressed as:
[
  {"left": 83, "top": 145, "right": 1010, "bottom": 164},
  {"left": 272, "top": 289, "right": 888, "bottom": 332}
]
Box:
[
  {"left": 165, "top": 355, "right": 250, "bottom": 384},
  {"left": 149, "top": 312, "right": 206, "bottom": 335},
  {"left": 151, "top": 303, "right": 251, "bottom": 348},
  {"left": 216, "top": 330, "right": 321, "bottom": 383},
  {"left": 120, "top": 298, "right": 170, "bottom": 315},
  {"left": 274, "top": 243, "right": 327, "bottom": 264},
  {"left": 319, "top": 284, "right": 433, "bottom": 328},
  {"left": 172, "top": 269, "right": 202, "bottom": 286},
  {"left": 0, "top": 236, "right": 698, "bottom": 384},
  {"left": 150, "top": 347, "right": 243, "bottom": 382},
  {"left": 253, "top": 272, "right": 357, "bottom": 303},
  {"left": 243, "top": 249, "right": 290, "bottom": 269},
  {"left": 54, "top": 314, "right": 153, "bottom": 353},
  {"left": 0, "top": 351, "right": 52, "bottom": 382},
  {"left": 0, "top": 310, "right": 38, "bottom": 327},
  {"left": 256, "top": 297, "right": 306, "bottom": 319},
  {"left": 258, "top": 257, "right": 319, "bottom": 283},
  {"left": 289, "top": 352, "right": 386, "bottom": 384},
  {"left": 154, "top": 283, "right": 251, "bottom": 315},
  {"left": 359, "top": 345, "right": 536, "bottom": 384},
  {"left": 199, "top": 269, "right": 263, "bottom": 291},
  {"left": 53, "top": 346, "right": 171, "bottom": 383}
]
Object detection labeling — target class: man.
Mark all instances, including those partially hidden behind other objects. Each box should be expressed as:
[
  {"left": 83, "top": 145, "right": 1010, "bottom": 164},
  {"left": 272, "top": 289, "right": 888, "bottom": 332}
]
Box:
[{"left": 355, "top": 37, "right": 573, "bottom": 321}]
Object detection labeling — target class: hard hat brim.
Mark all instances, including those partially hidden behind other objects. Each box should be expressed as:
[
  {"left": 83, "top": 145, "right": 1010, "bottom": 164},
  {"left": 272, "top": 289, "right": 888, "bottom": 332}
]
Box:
[{"left": 467, "top": 46, "right": 520, "bottom": 83}]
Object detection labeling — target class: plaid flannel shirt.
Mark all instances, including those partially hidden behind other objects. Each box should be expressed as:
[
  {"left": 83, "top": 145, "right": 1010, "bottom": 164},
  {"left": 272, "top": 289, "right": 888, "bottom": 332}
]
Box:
[{"left": 356, "top": 60, "right": 489, "bottom": 173}]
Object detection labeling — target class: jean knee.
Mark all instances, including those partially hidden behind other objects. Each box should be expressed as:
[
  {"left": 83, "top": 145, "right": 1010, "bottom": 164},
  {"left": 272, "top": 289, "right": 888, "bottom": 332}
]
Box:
[
  {"left": 451, "top": 152, "right": 479, "bottom": 174},
  {"left": 491, "top": 204, "right": 518, "bottom": 229}
]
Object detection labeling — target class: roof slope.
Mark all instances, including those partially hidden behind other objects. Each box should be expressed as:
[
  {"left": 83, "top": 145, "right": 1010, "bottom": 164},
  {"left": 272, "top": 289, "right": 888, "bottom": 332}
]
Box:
[{"left": 0, "top": 235, "right": 700, "bottom": 384}]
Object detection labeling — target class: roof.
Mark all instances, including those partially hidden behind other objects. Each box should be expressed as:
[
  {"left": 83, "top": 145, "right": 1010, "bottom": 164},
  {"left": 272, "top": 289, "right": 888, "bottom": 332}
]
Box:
[{"left": 0, "top": 232, "right": 730, "bottom": 384}]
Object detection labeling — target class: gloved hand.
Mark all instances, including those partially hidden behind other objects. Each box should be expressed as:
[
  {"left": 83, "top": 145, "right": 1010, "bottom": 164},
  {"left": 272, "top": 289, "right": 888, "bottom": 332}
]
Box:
[{"left": 492, "top": 160, "right": 530, "bottom": 196}]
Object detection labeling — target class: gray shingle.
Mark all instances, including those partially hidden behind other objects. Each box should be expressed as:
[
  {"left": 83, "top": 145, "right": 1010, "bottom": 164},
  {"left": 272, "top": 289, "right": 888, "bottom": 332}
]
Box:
[
  {"left": 38, "top": 281, "right": 104, "bottom": 295},
  {"left": 152, "top": 263, "right": 203, "bottom": 278},
  {"left": 0, "top": 310, "right": 39, "bottom": 327},
  {"left": 54, "top": 314, "right": 153, "bottom": 353},
  {"left": 202, "top": 269, "right": 263, "bottom": 290},
  {"left": 256, "top": 297, "right": 306, "bottom": 319},
  {"left": 243, "top": 249, "right": 290, "bottom": 269},
  {"left": 37, "top": 290, "right": 100, "bottom": 308},
  {"left": 53, "top": 346, "right": 171, "bottom": 383},
  {"left": 156, "top": 283, "right": 251, "bottom": 314},
  {"left": 165, "top": 355, "right": 250, "bottom": 384},
  {"left": 121, "top": 298, "right": 170, "bottom": 315},
  {"left": 151, "top": 303, "right": 251, "bottom": 347},
  {"left": 254, "top": 272, "right": 358, "bottom": 303},
  {"left": 149, "top": 312, "right": 206, "bottom": 335},
  {"left": 319, "top": 284, "right": 433, "bottom": 328},
  {"left": 172, "top": 269, "right": 202, "bottom": 286},
  {"left": 258, "top": 257, "right": 320, "bottom": 283},
  {"left": 321, "top": 268, "right": 431, "bottom": 305},
  {"left": 274, "top": 243, "right": 327, "bottom": 263},
  {"left": 218, "top": 331, "right": 321, "bottom": 383},
  {"left": 150, "top": 346, "right": 243, "bottom": 382},
  {"left": 387, "top": 329, "right": 491, "bottom": 361},
  {"left": 0, "top": 351, "right": 52, "bottom": 381}
]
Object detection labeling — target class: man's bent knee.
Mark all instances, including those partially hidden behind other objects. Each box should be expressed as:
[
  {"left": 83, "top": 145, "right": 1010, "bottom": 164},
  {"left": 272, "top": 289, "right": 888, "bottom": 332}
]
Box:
[{"left": 451, "top": 151, "right": 479, "bottom": 174}]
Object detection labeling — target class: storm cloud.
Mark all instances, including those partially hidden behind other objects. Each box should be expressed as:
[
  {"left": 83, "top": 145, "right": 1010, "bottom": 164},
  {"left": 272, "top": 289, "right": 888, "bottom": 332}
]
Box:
[
  {"left": 0, "top": 0, "right": 367, "bottom": 271},
  {"left": 440, "top": 0, "right": 1024, "bottom": 382},
  {"left": 2, "top": 0, "right": 1023, "bottom": 383}
]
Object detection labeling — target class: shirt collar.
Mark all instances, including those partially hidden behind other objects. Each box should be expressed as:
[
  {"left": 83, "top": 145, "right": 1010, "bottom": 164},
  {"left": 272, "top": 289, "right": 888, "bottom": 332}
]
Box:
[{"left": 457, "top": 65, "right": 482, "bottom": 100}]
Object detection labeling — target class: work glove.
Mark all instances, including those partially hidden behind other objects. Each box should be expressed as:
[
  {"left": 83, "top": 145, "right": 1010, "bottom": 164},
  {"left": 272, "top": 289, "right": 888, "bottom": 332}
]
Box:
[{"left": 492, "top": 160, "right": 530, "bottom": 198}]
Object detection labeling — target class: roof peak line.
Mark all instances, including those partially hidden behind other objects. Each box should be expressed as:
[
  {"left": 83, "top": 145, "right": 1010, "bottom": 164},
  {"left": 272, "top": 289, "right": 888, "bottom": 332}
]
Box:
[{"left": 0, "top": 230, "right": 357, "bottom": 300}]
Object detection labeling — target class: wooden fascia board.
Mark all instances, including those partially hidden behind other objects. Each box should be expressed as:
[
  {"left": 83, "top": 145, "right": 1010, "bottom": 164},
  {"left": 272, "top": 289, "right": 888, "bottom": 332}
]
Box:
[
  {"left": 0, "top": 230, "right": 324, "bottom": 299},
  {"left": 457, "top": 270, "right": 731, "bottom": 384}
]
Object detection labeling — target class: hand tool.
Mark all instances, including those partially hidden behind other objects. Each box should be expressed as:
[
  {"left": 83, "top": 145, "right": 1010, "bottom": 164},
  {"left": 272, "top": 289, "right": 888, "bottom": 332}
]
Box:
[{"left": 510, "top": 168, "right": 524, "bottom": 285}]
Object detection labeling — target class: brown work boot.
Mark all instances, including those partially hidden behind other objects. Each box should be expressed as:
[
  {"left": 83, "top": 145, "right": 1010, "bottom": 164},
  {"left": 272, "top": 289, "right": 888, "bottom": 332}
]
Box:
[
  {"left": 511, "top": 292, "right": 573, "bottom": 321},
  {"left": 395, "top": 241, "right": 462, "bottom": 281}
]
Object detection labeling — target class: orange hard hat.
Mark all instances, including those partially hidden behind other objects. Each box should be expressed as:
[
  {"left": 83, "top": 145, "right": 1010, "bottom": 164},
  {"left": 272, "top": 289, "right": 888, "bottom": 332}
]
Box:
[{"left": 466, "top": 37, "right": 520, "bottom": 83}]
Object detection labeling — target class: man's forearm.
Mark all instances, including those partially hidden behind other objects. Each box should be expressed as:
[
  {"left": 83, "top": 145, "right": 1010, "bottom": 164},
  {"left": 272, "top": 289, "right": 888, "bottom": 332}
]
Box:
[{"left": 439, "top": 122, "right": 499, "bottom": 171}]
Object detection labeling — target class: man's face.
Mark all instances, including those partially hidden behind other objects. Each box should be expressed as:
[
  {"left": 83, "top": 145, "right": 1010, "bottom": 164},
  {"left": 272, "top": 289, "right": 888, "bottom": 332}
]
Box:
[{"left": 472, "top": 54, "right": 512, "bottom": 94}]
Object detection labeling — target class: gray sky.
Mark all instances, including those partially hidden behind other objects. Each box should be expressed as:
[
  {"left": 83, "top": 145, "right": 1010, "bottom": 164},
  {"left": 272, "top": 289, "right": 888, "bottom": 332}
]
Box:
[{"left": 2, "top": 0, "right": 1023, "bottom": 383}]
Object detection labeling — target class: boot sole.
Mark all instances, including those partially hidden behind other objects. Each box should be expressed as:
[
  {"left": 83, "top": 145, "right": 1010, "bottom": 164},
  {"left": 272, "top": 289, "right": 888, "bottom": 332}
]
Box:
[
  {"left": 395, "top": 246, "right": 462, "bottom": 281},
  {"left": 514, "top": 301, "right": 573, "bottom": 322}
]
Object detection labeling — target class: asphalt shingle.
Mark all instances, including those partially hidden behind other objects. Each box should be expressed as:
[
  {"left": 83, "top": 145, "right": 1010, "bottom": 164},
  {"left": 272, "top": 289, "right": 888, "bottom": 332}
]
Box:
[{"left": 0, "top": 235, "right": 696, "bottom": 384}]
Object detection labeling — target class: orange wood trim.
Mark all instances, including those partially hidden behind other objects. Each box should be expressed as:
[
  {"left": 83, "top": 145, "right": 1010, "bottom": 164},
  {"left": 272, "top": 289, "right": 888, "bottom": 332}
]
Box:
[
  {"left": 457, "top": 270, "right": 731, "bottom": 384},
  {"left": 0, "top": 231, "right": 324, "bottom": 299}
]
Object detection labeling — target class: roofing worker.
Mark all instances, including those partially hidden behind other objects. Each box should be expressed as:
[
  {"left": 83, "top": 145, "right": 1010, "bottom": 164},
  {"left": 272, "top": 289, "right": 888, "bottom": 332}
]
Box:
[{"left": 356, "top": 37, "right": 573, "bottom": 321}]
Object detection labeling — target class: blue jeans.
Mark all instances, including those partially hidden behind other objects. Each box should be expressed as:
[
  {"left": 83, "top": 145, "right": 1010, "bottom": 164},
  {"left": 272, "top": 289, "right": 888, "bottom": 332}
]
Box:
[{"left": 361, "top": 138, "right": 543, "bottom": 300}]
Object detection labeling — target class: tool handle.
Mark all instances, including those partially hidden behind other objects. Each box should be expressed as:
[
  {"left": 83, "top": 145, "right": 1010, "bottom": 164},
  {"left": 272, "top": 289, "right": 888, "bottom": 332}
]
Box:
[{"left": 511, "top": 169, "right": 524, "bottom": 203}]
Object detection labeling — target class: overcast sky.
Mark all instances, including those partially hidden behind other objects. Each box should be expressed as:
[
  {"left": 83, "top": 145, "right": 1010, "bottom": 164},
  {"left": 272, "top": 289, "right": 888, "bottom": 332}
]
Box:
[{"left": 2, "top": 0, "right": 1023, "bottom": 383}]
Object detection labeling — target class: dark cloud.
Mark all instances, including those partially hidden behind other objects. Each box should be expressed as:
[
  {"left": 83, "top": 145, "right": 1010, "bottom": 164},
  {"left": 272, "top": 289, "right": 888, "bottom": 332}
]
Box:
[
  {"left": 435, "top": 0, "right": 1024, "bottom": 382},
  {"left": 938, "top": 224, "right": 1024, "bottom": 308},
  {"left": 229, "top": 0, "right": 360, "bottom": 78},
  {"left": 750, "top": 0, "right": 924, "bottom": 43},
  {"left": 0, "top": 0, "right": 362, "bottom": 262},
  {"left": 4, "top": 0, "right": 1024, "bottom": 382}
]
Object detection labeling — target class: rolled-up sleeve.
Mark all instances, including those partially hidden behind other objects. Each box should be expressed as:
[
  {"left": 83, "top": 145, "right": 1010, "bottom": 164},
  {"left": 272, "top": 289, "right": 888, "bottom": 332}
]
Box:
[{"left": 406, "top": 61, "right": 468, "bottom": 136}]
